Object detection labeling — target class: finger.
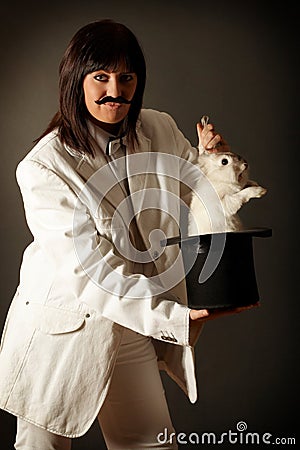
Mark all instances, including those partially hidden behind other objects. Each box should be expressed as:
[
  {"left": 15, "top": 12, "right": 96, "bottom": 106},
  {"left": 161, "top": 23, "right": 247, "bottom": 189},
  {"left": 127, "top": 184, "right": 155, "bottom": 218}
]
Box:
[
  {"left": 197, "top": 122, "right": 211, "bottom": 151},
  {"left": 206, "top": 134, "right": 222, "bottom": 150},
  {"left": 197, "top": 122, "right": 213, "bottom": 141},
  {"left": 197, "top": 124, "right": 215, "bottom": 150},
  {"left": 190, "top": 308, "right": 210, "bottom": 321},
  {"left": 202, "top": 124, "right": 214, "bottom": 140},
  {"left": 207, "top": 140, "right": 230, "bottom": 153},
  {"left": 197, "top": 121, "right": 214, "bottom": 137},
  {"left": 197, "top": 122, "right": 203, "bottom": 132},
  {"left": 197, "top": 121, "right": 230, "bottom": 153}
]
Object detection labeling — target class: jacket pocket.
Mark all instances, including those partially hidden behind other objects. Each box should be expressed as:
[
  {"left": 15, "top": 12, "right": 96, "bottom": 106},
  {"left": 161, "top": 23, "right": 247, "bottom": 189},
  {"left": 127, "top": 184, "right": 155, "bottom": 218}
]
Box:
[{"left": 29, "top": 303, "right": 86, "bottom": 335}]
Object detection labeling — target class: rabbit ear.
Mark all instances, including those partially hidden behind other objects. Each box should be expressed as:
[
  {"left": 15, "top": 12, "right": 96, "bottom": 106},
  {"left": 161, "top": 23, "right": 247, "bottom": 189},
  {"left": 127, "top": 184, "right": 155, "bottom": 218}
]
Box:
[{"left": 201, "top": 115, "right": 210, "bottom": 127}]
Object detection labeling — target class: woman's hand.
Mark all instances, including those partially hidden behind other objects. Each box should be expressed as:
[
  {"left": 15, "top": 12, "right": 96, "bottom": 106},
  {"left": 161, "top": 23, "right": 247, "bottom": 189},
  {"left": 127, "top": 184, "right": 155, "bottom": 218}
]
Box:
[
  {"left": 189, "top": 302, "right": 260, "bottom": 322},
  {"left": 196, "top": 120, "right": 230, "bottom": 153}
]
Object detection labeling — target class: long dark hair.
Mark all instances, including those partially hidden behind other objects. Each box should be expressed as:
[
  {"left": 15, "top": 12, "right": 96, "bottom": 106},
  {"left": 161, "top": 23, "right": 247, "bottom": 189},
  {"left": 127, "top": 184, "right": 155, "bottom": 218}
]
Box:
[{"left": 37, "top": 19, "right": 146, "bottom": 157}]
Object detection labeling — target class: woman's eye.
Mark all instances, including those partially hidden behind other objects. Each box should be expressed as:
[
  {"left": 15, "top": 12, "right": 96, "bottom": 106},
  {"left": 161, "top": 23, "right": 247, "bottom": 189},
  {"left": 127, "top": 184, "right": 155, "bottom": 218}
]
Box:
[
  {"left": 221, "top": 158, "right": 229, "bottom": 165},
  {"left": 94, "top": 74, "right": 108, "bottom": 81},
  {"left": 120, "top": 74, "right": 134, "bottom": 82}
]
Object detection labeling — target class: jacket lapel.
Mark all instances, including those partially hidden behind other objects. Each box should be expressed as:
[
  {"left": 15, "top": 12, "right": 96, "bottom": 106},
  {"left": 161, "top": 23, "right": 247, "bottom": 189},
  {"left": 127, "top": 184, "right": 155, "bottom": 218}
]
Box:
[
  {"left": 127, "top": 132, "right": 155, "bottom": 240},
  {"left": 75, "top": 152, "right": 127, "bottom": 217},
  {"left": 127, "top": 133, "right": 171, "bottom": 260},
  {"left": 127, "top": 130, "right": 182, "bottom": 277}
]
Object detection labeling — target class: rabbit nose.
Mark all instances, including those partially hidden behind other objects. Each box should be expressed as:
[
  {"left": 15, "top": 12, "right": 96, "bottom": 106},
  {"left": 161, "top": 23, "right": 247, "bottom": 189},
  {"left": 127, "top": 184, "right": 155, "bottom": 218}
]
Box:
[{"left": 243, "top": 162, "right": 248, "bottom": 170}]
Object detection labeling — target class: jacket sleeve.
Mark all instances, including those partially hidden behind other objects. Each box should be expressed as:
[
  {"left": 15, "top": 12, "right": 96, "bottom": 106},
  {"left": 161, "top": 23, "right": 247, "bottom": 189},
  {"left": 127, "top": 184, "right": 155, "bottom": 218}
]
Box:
[{"left": 16, "top": 159, "right": 191, "bottom": 346}]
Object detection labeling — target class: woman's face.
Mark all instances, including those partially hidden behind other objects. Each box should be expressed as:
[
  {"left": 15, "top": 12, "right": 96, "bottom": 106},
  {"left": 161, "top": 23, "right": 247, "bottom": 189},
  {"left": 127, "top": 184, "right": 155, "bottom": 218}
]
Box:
[{"left": 83, "top": 66, "right": 137, "bottom": 132}]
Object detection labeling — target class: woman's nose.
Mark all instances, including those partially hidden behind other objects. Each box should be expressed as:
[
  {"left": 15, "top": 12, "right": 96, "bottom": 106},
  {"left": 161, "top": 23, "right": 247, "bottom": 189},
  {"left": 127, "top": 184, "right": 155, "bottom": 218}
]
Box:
[{"left": 107, "top": 78, "right": 122, "bottom": 98}]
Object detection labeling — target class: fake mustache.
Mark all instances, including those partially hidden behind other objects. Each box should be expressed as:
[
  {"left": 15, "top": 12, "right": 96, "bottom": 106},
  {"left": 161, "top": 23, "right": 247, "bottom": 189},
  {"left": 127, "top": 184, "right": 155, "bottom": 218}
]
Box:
[{"left": 94, "top": 96, "right": 132, "bottom": 105}]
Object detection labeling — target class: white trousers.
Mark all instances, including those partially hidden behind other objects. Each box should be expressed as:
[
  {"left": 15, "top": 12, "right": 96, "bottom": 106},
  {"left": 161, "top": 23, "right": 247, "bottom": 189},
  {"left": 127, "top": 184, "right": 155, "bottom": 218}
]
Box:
[{"left": 14, "top": 328, "right": 178, "bottom": 450}]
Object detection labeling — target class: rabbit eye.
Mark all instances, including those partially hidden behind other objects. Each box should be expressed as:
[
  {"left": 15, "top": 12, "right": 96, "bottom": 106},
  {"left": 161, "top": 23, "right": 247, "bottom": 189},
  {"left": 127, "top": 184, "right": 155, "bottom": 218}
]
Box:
[{"left": 221, "top": 158, "right": 229, "bottom": 165}]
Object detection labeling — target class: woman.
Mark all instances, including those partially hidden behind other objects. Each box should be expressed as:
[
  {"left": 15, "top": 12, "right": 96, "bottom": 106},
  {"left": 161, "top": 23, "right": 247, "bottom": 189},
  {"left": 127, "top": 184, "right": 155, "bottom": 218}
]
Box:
[{"left": 0, "top": 19, "right": 256, "bottom": 449}]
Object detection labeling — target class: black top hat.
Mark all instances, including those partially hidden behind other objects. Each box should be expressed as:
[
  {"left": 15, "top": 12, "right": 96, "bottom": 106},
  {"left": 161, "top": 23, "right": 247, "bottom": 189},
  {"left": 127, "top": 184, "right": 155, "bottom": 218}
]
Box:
[{"left": 162, "top": 227, "right": 272, "bottom": 310}]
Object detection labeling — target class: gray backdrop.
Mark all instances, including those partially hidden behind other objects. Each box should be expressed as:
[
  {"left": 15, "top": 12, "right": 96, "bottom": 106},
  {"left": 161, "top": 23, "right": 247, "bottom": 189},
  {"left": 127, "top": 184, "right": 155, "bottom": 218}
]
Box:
[{"left": 0, "top": 0, "right": 298, "bottom": 448}]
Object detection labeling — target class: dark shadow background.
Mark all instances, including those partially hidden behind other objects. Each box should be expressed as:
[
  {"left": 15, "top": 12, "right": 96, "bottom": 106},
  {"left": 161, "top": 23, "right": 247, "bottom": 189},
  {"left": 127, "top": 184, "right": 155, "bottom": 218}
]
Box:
[{"left": 0, "top": 0, "right": 299, "bottom": 448}]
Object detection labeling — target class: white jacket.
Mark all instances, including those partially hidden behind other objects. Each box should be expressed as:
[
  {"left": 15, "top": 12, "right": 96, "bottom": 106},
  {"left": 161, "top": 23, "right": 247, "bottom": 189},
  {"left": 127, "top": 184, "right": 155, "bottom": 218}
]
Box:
[{"left": 0, "top": 109, "right": 203, "bottom": 437}]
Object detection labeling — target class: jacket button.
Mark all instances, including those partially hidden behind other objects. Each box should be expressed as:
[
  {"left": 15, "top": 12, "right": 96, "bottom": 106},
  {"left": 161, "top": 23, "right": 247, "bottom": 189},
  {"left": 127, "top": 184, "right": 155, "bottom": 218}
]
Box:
[
  {"left": 25, "top": 301, "right": 29, "bottom": 305},
  {"left": 85, "top": 313, "right": 90, "bottom": 318}
]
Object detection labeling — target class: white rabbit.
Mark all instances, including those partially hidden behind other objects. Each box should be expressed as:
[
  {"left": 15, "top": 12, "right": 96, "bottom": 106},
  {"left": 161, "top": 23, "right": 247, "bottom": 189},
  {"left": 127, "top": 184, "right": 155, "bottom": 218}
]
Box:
[{"left": 188, "top": 117, "right": 267, "bottom": 235}]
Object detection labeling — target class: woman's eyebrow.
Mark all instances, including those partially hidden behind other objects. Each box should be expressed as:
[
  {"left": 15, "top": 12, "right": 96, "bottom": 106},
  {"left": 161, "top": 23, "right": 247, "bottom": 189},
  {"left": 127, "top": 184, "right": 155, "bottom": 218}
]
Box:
[{"left": 93, "top": 69, "right": 135, "bottom": 75}]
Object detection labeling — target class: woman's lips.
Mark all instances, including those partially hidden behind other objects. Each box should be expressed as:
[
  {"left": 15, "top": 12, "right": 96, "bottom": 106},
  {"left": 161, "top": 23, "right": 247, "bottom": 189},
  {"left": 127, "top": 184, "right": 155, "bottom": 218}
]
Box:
[{"left": 104, "top": 102, "right": 123, "bottom": 109}]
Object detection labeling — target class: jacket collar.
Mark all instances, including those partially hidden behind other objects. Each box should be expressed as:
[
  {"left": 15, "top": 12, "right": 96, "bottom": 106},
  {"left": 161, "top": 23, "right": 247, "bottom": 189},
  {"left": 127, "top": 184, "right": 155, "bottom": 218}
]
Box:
[{"left": 87, "top": 120, "right": 128, "bottom": 156}]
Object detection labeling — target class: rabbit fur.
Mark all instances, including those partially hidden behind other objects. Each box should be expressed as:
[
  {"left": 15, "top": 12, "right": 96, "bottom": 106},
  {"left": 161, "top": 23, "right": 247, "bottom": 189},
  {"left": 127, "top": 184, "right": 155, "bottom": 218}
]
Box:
[{"left": 188, "top": 145, "right": 267, "bottom": 235}]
